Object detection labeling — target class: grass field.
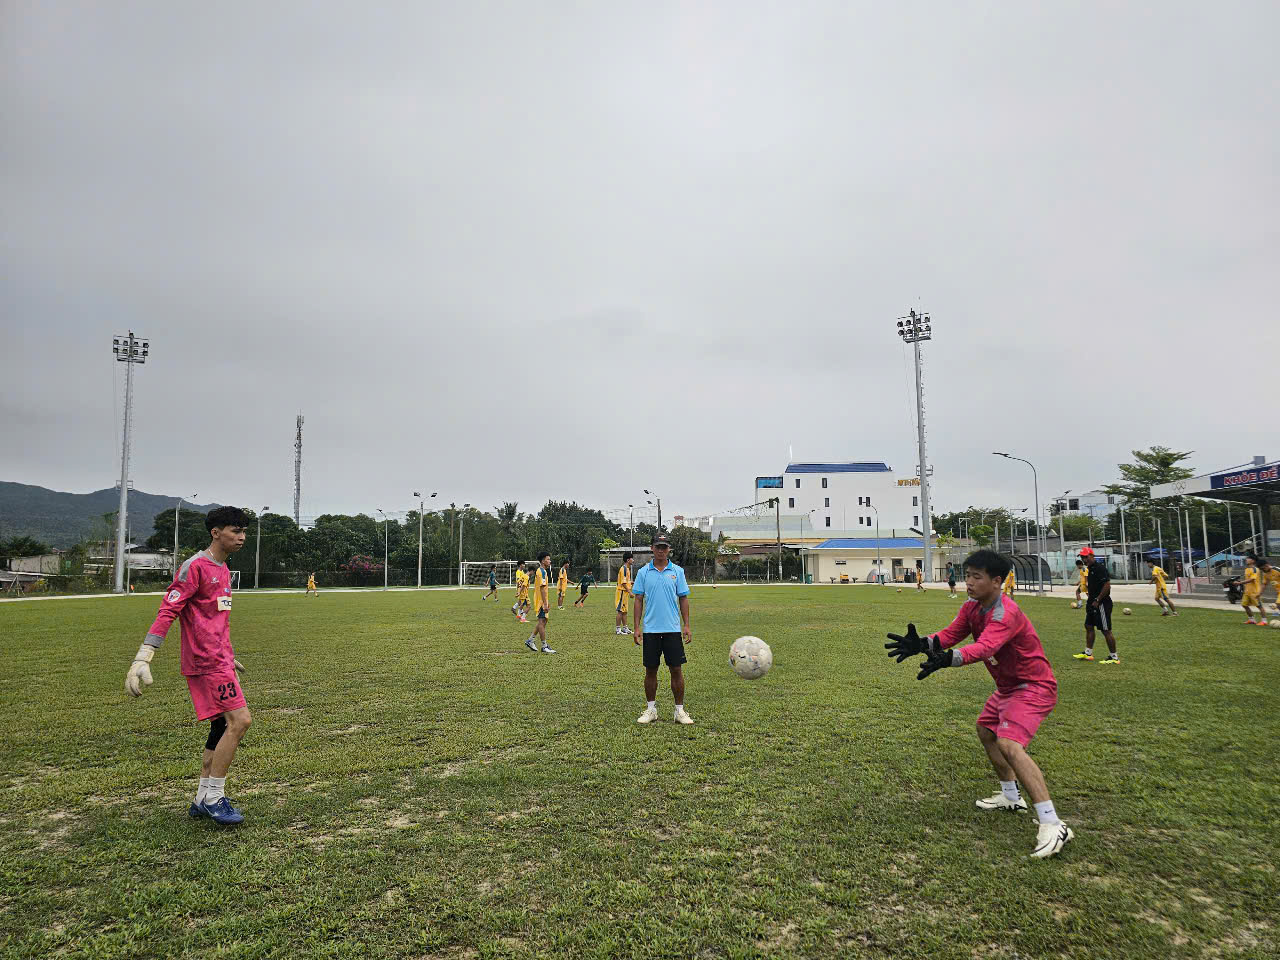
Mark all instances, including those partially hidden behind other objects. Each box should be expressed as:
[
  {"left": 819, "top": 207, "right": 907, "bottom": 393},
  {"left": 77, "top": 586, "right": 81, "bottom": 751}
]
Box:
[{"left": 2, "top": 586, "right": 1277, "bottom": 959}]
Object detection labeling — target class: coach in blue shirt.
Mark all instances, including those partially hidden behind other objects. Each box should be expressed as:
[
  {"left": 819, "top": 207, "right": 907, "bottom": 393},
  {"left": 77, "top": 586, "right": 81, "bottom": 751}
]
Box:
[{"left": 632, "top": 533, "right": 693, "bottom": 725}]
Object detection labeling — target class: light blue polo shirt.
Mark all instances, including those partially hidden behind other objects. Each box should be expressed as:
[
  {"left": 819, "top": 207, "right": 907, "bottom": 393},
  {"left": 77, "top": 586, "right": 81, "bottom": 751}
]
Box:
[{"left": 631, "top": 560, "right": 689, "bottom": 633}]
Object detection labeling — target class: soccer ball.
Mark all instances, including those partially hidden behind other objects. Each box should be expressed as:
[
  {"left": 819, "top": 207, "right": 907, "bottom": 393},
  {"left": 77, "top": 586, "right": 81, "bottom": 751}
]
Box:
[
  {"left": 896, "top": 588, "right": 902, "bottom": 593},
  {"left": 1123, "top": 608, "right": 1132, "bottom": 616},
  {"left": 1070, "top": 601, "right": 1078, "bottom": 609},
  {"left": 729, "top": 636, "right": 773, "bottom": 680},
  {"left": 1270, "top": 619, "right": 1280, "bottom": 629}
]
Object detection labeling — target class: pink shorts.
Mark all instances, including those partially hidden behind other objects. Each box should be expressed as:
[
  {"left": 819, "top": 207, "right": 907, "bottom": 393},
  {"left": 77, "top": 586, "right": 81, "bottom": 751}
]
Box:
[
  {"left": 186, "top": 670, "right": 247, "bottom": 722},
  {"left": 976, "top": 684, "right": 1056, "bottom": 747}
]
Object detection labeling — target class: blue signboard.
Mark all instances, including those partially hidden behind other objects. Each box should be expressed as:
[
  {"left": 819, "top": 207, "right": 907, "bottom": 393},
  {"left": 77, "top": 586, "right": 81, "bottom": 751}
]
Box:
[
  {"left": 756, "top": 476, "right": 783, "bottom": 489},
  {"left": 1209, "top": 463, "right": 1279, "bottom": 490}
]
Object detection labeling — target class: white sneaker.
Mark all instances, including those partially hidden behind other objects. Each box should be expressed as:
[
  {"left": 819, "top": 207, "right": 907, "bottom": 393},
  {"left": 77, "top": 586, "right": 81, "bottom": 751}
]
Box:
[
  {"left": 637, "top": 706, "right": 658, "bottom": 724},
  {"left": 540, "top": 645, "right": 556, "bottom": 654},
  {"left": 1030, "top": 821, "right": 1074, "bottom": 859},
  {"left": 525, "top": 638, "right": 538, "bottom": 652},
  {"left": 673, "top": 706, "right": 694, "bottom": 725},
  {"left": 975, "top": 793, "right": 1028, "bottom": 813}
]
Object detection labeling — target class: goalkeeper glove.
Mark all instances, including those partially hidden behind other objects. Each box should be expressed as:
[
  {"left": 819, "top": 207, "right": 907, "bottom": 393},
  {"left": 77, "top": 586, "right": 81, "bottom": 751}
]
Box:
[
  {"left": 233, "top": 658, "right": 245, "bottom": 674},
  {"left": 917, "top": 639, "right": 958, "bottom": 681},
  {"left": 884, "top": 623, "right": 930, "bottom": 663},
  {"left": 125, "top": 643, "right": 156, "bottom": 697}
]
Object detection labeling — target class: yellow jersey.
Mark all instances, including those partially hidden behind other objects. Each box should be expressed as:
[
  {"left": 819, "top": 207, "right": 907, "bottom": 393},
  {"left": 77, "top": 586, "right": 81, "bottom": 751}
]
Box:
[
  {"left": 532, "top": 566, "right": 549, "bottom": 610},
  {"left": 557, "top": 568, "right": 569, "bottom": 591},
  {"left": 1077, "top": 569, "right": 1088, "bottom": 592},
  {"left": 1243, "top": 567, "right": 1261, "bottom": 595},
  {"left": 616, "top": 565, "right": 632, "bottom": 599},
  {"left": 1266, "top": 568, "right": 1280, "bottom": 591},
  {"left": 1150, "top": 565, "right": 1168, "bottom": 592},
  {"left": 515, "top": 569, "right": 529, "bottom": 598},
  {"left": 307, "top": 576, "right": 316, "bottom": 589},
  {"left": 1003, "top": 571, "right": 1016, "bottom": 594}
]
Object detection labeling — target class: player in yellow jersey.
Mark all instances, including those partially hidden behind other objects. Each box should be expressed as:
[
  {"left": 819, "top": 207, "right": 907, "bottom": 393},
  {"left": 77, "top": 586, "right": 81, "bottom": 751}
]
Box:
[
  {"left": 615, "top": 552, "right": 634, "bottom": 636},
  {"left": 1073, "top": 560, "right": 1087, "bottom": 607},
  {"left": 1003, "top": 568, "right": 1016, "bottom": 596},
  {"left": 1262, "top": 559, "right": 1280, "bottom": 617},
  {"left": 556, "top": 562, "right": 572, "bottom": 610},
  {"left": 305, "top": 572, "right": 319, "bottom": 597},
  {"left": 524, "top": 552, "right": 556, "bottom": 654},
  {"left": 1240, "top": 556, "right": 1265, "bottom": 624},
  {"left": 1146, "top": 559, "right": 1177, "bottom": 616},
  {"left": 512, "top": 563, "right": 530, "bottom": 623}
]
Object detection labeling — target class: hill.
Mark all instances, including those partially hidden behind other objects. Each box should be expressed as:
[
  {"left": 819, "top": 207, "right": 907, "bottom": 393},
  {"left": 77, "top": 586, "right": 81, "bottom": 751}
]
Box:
[{"left": 0, "top": 482, "right": 222, "bottom": 548}]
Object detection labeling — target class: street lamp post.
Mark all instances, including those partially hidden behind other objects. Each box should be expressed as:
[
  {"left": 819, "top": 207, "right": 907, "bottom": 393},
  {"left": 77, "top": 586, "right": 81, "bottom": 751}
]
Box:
[
  {"left": 173, "top": 493, "right": 197, "bottom": 578},
  {"left": 458, "top": 503, "right": 471, "bottom": 587},
  {"left": 799, "top": 509, "right": 816, "bottom": 582},
  {"left": 628, "top": 504, "right": 634, "bottom": 548},
  {"left": 896, "top": 309, "right": 935, "bottom": 581},
  {"left": 644, "top": 489, "right": 662, "bottom": 532},
  {"left": 254, "top": 506, "right": 270, "bottom": 589},
  {"left": 414, "top": 491, "right": 437, "bottom": 589},
  {"left": 376, "top": 509, "right": 389, "bottom": 590},
  {"left": 868, "top": 503, "right": 882, "bottom": 584},
  {"left": 1054, "top": 490, "right": 1071, "bottom": 586},
  {"left": 995, "top": 452, "right": 1044, "bottom": 593}
]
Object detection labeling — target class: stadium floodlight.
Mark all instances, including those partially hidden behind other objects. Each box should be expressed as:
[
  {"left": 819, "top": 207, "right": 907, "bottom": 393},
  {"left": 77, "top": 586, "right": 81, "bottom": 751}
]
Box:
[
  {"left": 376, "top": 509, "right": 389, "bottom": 590},
  {"left": 896, "top": 309, "right": 935, "bottom": 582},
  {"left": 994, "top": 453, "right": 1044, "bottom": 593},
  {"left": 173, "top": 494, "right": 197, "bottom": 578},
  {"left": 254, "top": 507, "right": 269, "bottom": 589},
  {"left": 111, "top": 332, "right": 149, "bottom": 593},
  {"left": 458, "top": 503, "right": 471, "bottom": 587},
  {"left": 414, "top": 491, "right": 437, "bottom": 589}
]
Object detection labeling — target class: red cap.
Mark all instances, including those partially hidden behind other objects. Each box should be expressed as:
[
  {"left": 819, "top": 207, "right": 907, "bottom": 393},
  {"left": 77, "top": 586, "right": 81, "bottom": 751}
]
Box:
[{"left": 1078, "top": 547, "right": 1095, "bottom": 558}]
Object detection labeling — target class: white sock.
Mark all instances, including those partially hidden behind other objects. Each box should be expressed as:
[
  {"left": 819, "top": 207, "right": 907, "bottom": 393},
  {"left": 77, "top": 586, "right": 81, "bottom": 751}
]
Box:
[
  {"left": 674, "top": 704, "right": 686, "bottom": 713},
  {"left": 205, "top": 777, "right": 226, "bottom": 804},
  {"left": 195, "top": 777, "right": 210, "bottom": 804},
  {"left": 647, "top": 701, "right": 657, "bottom": 711},
  {"left": 1034, "top": 800, "right": 1059, "bottom": 824},
  {"left": 1000, "top": 780, "right": 1020, "bottom": 803}
]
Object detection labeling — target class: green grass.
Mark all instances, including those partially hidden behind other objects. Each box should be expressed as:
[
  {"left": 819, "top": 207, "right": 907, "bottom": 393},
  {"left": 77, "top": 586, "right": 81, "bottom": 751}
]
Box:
[{"left": 1, "top": 587, "right": 1276, "bottom": 959}]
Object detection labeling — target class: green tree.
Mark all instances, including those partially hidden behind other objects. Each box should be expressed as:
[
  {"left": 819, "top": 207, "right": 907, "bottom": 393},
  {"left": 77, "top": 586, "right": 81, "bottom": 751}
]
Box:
[{"left": 1101, "top": 446, "right": 1196, "bottom": 512}]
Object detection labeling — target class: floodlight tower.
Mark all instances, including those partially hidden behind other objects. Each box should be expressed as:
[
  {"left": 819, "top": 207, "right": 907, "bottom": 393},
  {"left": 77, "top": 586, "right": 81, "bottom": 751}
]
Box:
[
  {"left": 896, "top": 309, "right": 934, "bottom": 582},
  {"left": 293, "top": 414, "right": 304, "bottom": 525},
  {"left": 112, "top": 332, "right": 149, "bottom": 593}
]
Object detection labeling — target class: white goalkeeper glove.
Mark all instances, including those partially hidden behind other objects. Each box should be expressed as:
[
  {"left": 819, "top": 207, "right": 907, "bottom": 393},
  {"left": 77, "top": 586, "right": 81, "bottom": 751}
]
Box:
[
  {"left": 125, "top": 643, "right": 156, "bottom": 697},
  {"left": 233, "top": 658, "right": 245, "bottom": 675}
]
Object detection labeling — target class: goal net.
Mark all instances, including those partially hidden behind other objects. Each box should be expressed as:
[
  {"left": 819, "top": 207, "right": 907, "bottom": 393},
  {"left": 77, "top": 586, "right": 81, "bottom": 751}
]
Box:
[
  {"left": 230, "top": 570, "right": 241, "bottom": 590},
  {"left": 461, "top": 561, "right": 519, "bottom": 587}
]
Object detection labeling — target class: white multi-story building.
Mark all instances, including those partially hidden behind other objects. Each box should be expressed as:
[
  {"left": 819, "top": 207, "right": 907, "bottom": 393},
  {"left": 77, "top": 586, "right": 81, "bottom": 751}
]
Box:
[
  {"left": 1051, "top": 490, "right": 1118, "bottom": 521},
  {"left": 708, "top": 461, "right": 927, "bottom": 543}
]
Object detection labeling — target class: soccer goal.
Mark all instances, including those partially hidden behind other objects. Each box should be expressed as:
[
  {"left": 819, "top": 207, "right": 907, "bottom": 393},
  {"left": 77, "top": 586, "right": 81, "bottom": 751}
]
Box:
[
  {"left": 461, "top": 561, "right": 518, "bottom": 587},
  {"left": 230, "top": 570, "right": 241, "bottom": 590}
]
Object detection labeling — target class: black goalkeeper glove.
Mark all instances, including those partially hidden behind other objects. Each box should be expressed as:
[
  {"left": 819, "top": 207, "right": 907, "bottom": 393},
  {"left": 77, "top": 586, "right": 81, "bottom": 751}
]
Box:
[
  {"left": 916, "top": 638, "right": 956, "bottom": 681},
  {"left": 885, "top": 623, "right": 931, "bottom": 663}
]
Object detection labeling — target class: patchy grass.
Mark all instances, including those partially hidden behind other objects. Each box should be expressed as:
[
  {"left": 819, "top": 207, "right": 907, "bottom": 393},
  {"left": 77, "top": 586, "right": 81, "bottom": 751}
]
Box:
[{"left": 1, "top": 587, "right": 1276, "bottom": 958}]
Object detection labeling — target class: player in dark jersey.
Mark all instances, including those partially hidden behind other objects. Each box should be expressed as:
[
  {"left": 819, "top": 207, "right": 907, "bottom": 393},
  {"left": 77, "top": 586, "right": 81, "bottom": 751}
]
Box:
[{"left": 1073, "top": 547, "right": 1119, "bottom": 664}]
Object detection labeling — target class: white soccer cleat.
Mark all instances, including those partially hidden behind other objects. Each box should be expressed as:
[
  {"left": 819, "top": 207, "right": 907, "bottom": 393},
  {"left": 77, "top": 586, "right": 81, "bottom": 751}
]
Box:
[
  {"left": 1030, "top": 821, "right": 1074, "bottom": 859},
  {"left": 673, "top": 706, "right": 694, "bottom": 725},
  {"left": 540, "top": 645, "right": 556, "bottom": 654},
  {"left": 525, "top": 637, "right": 538, "bottom": 652},
  {"left": 975, "top": 793, "right": 1028, "bottom": 813},
  {"left": 637, "top": 706, "right": 658, "bottom": 724}
]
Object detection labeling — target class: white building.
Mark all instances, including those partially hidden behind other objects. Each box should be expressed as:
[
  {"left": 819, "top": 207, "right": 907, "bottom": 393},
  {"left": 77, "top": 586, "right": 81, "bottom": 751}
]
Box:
[
  {"left": 753, "top": 461, "right": 926, "bottom": 536},
  {"left": 1052, "top": 490, "right": 1119, "bottom": 521}
]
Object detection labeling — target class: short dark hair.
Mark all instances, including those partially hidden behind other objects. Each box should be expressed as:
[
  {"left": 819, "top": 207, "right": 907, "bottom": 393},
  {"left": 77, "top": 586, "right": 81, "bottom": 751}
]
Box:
[
  {"left": 537, "top": 550, "right": 549, "bottom": 562},
  {"left": 623, "top": 551, "right": 633, "bottom": 561},
  {"left": 962, "top": 549, "right": 1011, "bottom": 581},
  {"left": 489, "top": 564, "right": 495, "bottom": 570},
  {"left": 206, "top": 506, "right": 249, "bottom": 532},
  {"left": 1075, "top": 559, "right": 1084, "bottom": 568}
]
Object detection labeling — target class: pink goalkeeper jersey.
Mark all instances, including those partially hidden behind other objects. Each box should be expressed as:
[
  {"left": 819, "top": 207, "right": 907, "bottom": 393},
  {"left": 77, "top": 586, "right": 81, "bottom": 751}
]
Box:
[
  {"left": 933, "top": 595, "right": 1056, "bottom": 694},
  {"left": 145, "top": 550, "right": 236, "bottom": 676}
]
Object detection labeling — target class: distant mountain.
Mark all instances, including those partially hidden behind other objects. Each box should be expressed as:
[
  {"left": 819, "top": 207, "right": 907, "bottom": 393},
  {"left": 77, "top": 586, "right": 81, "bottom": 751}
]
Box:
[{"left": 0, "top": 482, "right": 222, "bottom": 548}]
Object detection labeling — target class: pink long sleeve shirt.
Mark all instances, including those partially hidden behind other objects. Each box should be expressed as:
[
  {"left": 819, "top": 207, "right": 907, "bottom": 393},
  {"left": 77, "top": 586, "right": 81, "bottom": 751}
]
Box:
[
  {"left": 145, "top": 550, "right": 236, "bottom": 676},
  {"left": 933, "top": 595, "right": 1056, "bottom": 694}
]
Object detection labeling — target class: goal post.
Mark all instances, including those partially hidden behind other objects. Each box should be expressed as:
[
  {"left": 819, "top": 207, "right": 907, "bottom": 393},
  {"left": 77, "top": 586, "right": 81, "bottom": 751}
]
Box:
[{"left": 461, "top": 561, "right": 518, "bottom": 587}]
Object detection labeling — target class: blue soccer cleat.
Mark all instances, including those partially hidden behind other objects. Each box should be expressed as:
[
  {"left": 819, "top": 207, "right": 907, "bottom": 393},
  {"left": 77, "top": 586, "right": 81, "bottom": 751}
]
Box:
[
  {"left": 200, "top": 797, "right": 245, "bottom": 825},
  {"left": 188, "top": 802, "right": 207, "bottom": 819}
]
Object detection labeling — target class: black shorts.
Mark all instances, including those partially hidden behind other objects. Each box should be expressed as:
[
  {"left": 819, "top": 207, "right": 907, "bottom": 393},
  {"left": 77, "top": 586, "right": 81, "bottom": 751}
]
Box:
[
  {"left": 1085, "top": 597, "right": 1113, "bottom": 631},
  {"left": 642, "top": 631, "right": 686, "bottom": 670},
  {"left": 579, "top": 585, "right": 590, "bottom": 596}
]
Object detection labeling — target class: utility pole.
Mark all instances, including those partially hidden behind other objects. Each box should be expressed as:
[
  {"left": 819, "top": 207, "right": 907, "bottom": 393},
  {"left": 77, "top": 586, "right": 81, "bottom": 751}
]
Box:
[
  {"left": 645, "top": 489, "right": 662, "bottom": 532},
  {"left": 773, "top": 497, "right": 782, "bottom": 583},
  {"left": 254, "top": 506, "right": 269, "bottom": 589},
  {"left": 293, "top": 414, "right": 304, "bottom": 525},
  {"left": 458, "top": 503, "right": 471, "bottom": 587},
  {"left": 448, "top": 504, "right": 456, "bottom": 584},
  {"left": 112, "top": 333, "right": 149, "bottom": 594},
  {"left": 414, "top": 491, "right": 436, "bottom": 589},
  {"left": 897, "top": 309, "right": 934, "bottom": 581}
]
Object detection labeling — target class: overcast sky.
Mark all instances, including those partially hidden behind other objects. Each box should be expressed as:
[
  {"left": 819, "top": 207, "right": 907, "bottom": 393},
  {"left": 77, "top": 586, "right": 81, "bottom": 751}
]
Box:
[{"left": 3, "top": 1, "right": 1277, "bottom": 524}]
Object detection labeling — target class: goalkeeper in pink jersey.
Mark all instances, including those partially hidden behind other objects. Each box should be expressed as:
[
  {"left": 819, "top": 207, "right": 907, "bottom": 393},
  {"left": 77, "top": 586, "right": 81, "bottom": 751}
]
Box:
[
  {"left": 885, "top": 549, "right": 1074, "bottom": 859},
  {"left": 124, "top": 506, "right": 252, "bottom": 826}
]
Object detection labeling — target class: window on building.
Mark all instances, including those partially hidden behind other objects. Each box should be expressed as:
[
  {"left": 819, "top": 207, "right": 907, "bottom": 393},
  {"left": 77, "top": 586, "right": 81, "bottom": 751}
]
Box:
[
  {"left": 788, "top": 497, "right": 795, "bottom": 508},
  {"left": 825, "top": 517, "right": 831, "bottom": 527},
  {"left": 913, "top": 496, "right": 918, "bottom": 506},
  {"left": 822, "top": 478, "right": 828, "bottom": 489},
  {"left": 858, "top": 496, "right": 864, "bottom": 506},
  {"left": 1069, "top": 498, "right": 1079, "bottom": 510},
  {"left": 795, "top": 478, "right": 800, "bottom": 488},
  {"left": 914, "top": 515, "right": 920, "bottom": 526},
  {"left": 824, "top": 497, "right": 830, "bottom": 507},
  {"left": 866, "top": 496, "right": 871, "bottom": 506}
]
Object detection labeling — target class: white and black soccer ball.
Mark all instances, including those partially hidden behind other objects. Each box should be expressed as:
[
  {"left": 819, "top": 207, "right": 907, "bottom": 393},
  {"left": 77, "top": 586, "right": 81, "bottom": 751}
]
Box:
[
  {"left": 1123, "top": 607, "right": 1132, "bottom": 616},
  {"left": 729, "top": 635, "right": 773, "bottom": 680},
  {"left": 1270, "top": 619, "right": 1280, "bottom": 629}
]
